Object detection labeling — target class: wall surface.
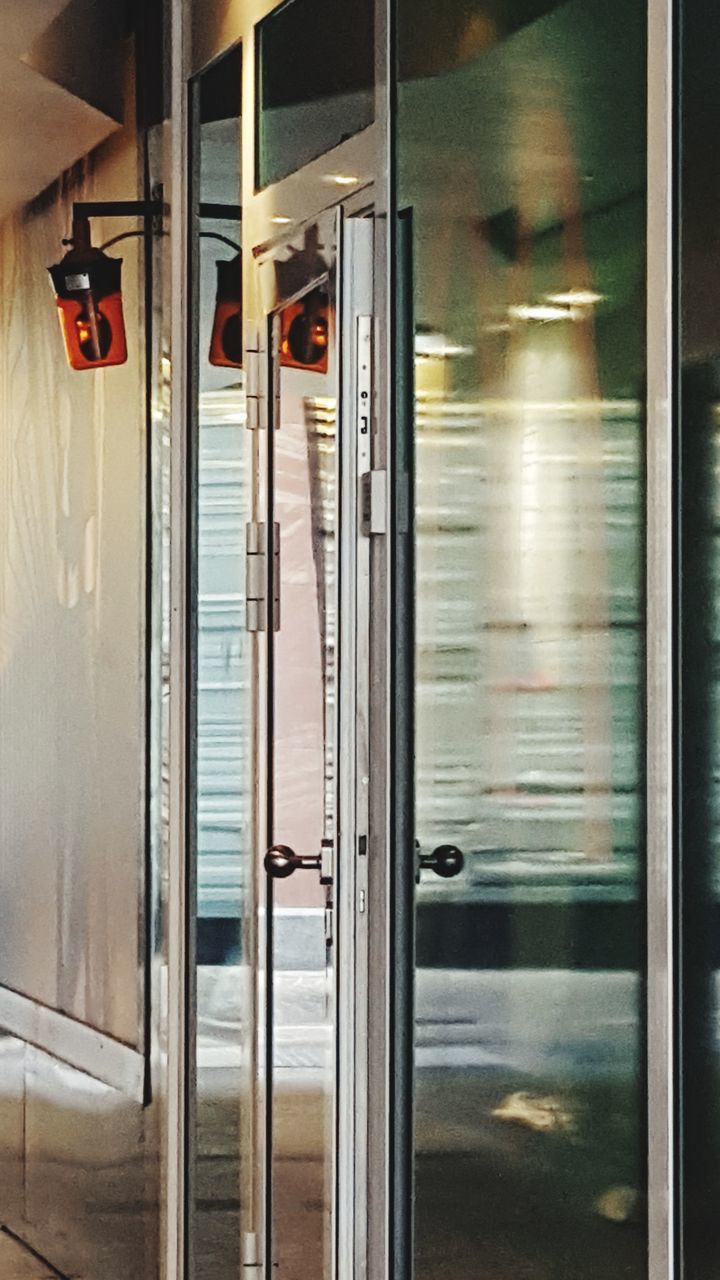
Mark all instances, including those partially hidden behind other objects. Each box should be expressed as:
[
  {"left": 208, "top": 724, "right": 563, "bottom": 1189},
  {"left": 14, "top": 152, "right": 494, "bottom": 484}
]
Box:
[
  {"left": 0, "top": 93, "right": 145, "bottom": 1049},
  {"left": 0, "top": 47, "right": 161, "bottom": 1280}
]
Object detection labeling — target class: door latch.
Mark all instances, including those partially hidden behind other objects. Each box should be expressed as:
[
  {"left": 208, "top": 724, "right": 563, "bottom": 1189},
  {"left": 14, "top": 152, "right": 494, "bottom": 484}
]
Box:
[{"left": 360, "top": 469, "right": 387, "bottom": 536}]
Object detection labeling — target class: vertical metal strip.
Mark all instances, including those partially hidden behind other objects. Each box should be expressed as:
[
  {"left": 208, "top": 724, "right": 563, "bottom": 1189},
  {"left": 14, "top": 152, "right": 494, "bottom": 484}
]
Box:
[
  {"left": 647, "top": 1, "right": 676, "bottom": 1277},
  {"left": 335, "top": 219, "right": 374, "bottom": 1280},
  {"left": 165, "top": 0, "right": 191, "bottom": 1276},
  {"left": 365, "top": 2, "right": 396, "bottom": 1278}
]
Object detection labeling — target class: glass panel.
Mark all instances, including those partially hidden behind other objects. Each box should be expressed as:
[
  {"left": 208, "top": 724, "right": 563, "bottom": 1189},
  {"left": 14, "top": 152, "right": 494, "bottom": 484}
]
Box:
[
  {"left": 680, "top": 5, "right": 720, "bottom": 1275},
  {"left": 189, "top": 43, "right": 248, "bottom": 1280},
  {"left": 396, "top": 2, "right": 648, "bottom": 1277},
  {"left": 266, "top": 284, "right": 337, "bottom": 1280},
  {"left": 256, "top": 0, "right": 374, "bottom": 188}
]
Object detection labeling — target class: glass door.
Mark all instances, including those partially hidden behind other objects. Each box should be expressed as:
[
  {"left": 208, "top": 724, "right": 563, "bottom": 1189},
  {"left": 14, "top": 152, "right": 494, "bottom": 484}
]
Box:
[
  {"left": 252, "top": 206, "right": 373, "bottom": 1280},
  {"left": 394, "top": 2, "right": 648, "bottom": 1277}
]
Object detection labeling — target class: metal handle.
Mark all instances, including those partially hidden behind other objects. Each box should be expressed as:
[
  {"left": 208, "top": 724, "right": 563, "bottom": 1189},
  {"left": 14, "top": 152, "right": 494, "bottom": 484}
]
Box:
[
  {"left": 264, "top": 842, "right": 333, "bottom": 884},
  {"left": 417, "top": 843, "right": 465, "bottom": 879}
]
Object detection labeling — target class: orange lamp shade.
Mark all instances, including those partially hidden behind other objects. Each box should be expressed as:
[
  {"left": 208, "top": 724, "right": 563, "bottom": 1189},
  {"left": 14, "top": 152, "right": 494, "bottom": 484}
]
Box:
[
  {"left": 209, "top": 254, "right": 243, "bottom": 368},
  {"left": 280, "top": 289, "right": 329, "bottom": 373},
  {"left": 48, "top": 246, "right": 127, "bottom": 371}
]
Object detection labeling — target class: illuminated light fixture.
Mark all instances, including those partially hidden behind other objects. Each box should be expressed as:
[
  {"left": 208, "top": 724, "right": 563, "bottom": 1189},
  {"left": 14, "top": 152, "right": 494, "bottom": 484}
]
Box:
[
  {"left": 209, "top": 252, "right": 243, "bottom": 368},
  {"left": 48, "top": 218, "right": 127, "bottom": 370},
  {"left": 545, "top": 288, "right": 605, "bottom": 307},
  {"left": 271, "top": 215, "right": 292, "bottom": 225},
  {"left": 508, "top": 303, "right": 579, "bottom": 323},
  {"left": 322, "top": 173, "right": 359, "bottom": 187},
  {"left": 48, "top": 194, "right": 164, "bottom": 372},
  {"left": 280, "top": 288, "right": 330, "bottom": 372}
]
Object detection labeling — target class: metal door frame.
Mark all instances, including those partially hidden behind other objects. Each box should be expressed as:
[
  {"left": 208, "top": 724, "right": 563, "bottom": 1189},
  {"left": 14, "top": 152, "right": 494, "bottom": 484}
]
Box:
[
  {"left": 646, "top": 3, "right": 677, "bottom": 1279},
  {"left": 248, "top": 203, "right": 375, "bottom": 1280}
]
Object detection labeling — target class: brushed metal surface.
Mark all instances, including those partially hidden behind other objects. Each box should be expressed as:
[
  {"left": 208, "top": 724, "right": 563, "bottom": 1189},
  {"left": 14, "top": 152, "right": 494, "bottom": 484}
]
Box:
[
  {"left": 0, "top": 988, "right": 144, "bottom": 1098},
  {"left": 0, "top": 1229, "right": 57, "bottom": 1280},
  {"left": 646, "top": 3, "right": 675, "bottom": 1278},
  {"left": 0, "top": 1035, "right": 26, "bottom": 1230},
  {"left": 0, "top": 116, "right": 145, "bottom": 1048},
  {"left": 24, "top": 1047, "right": 157, "bottom": 1280}
]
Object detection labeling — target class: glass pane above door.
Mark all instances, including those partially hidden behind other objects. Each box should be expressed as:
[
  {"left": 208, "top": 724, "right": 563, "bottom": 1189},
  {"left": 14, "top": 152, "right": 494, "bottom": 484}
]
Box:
[
  {"left": 255, "top": 0, "right": 374, "bottom": 188},
  {"left": 396, "top": 0, "right": 648, "bottom": 1275}
]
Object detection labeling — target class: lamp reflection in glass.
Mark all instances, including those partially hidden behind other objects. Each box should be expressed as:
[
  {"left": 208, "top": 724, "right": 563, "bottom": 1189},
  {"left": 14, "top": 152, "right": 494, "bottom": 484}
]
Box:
[
  {"left": 48, "top": 218, "right": 127, "bottom": 371},
  {"left": 209, "top": 252, "right": 243, "bottom": 368},
  {"left": 280, "top": 288, "right": 329, "bottom": 372}
]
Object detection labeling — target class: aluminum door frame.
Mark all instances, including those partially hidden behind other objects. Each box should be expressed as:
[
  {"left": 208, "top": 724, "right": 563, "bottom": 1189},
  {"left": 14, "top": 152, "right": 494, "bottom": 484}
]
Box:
[
  {"left": 646, "top": 2, "right": 676, "bottom": 1279},
  {"left": 248, "top": 204, "right": 375, "bottom": 1280},
  {"left": 335, "top": 212, "right": 374, "bottom": 1280}
]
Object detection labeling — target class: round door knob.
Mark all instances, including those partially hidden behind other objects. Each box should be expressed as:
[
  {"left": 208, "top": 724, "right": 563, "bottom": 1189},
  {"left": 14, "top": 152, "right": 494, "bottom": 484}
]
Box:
[
  {"left": 264, "top": 845, "right": 321, "bottom": 879},
  {"left": 419, "top": 843, "right": 464, "bottom": 878}
]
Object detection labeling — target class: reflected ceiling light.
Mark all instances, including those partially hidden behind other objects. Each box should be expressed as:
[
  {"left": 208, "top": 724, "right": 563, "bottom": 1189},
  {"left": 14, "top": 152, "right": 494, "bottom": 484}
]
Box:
[
  {"left": 322, "top": 173, "right": 359, "bottom": 187},
  {"left": 509, "top": 303, "right": 577, "bottom": 323},
  {"left": 415, "top": 331, "right": 472, "bottom": 357},
  {"left": 48, "top": 217, "right": 127, "bottom": 371},
  {"left": 545, "top": 288, "right": 605, "bottom": 307},
  {"left": 271, "top": 215, "right": 292, "bottom": 225}
]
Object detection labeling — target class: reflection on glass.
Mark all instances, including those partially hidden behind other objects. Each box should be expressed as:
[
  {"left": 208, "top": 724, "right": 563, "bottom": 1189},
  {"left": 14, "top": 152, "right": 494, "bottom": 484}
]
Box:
[
  {"left": 398, "top": 1, "right": 647, "bottom": 1275},
  {"left": 680, "top": 6, "right": 720, "bottom": 1275},
  {"left": 256, "top": 0, "right": 374, "bottom": 187},
  {"left": 267, "top": 304, "right": 337, "bottom": 1280},
  {"left": 190, "top": 43, "right": 248, "bottom": 1280}
]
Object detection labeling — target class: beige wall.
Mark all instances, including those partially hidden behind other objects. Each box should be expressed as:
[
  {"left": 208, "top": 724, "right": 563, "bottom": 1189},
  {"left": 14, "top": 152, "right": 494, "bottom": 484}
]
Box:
[{"left": 0, "top": 77, "right": 145, "bottom": 1047}]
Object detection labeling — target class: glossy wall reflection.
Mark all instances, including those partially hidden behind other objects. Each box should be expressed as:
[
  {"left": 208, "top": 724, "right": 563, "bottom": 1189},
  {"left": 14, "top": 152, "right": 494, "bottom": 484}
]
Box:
[{"left": 397, "top": 0, "right": 647, "bottom": 1276}]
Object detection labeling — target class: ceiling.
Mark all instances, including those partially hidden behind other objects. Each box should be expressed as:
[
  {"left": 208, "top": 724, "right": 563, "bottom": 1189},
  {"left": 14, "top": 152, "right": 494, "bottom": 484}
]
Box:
[{"left": 0, "top": 0, "right": 124, "bottom": 223}]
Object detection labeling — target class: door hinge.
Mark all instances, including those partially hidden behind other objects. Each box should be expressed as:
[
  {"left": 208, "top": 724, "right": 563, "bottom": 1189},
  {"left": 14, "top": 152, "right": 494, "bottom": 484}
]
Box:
[
  {"left": 245, "top": 521, "right": 280, "bottom": 631},
  {"left": 360, "top": 469, "right": 387, "bottom": 536},
  {"left": 244, "top": 328, "right": 268, "bottom": 430}
]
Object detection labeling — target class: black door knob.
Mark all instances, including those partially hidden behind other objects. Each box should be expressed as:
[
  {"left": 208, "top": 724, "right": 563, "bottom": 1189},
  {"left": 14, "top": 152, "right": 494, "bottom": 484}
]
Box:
[
  {"left": 418, "top": 843, "right": 464, "bottom": 879},
  {"left": 264, "top": 844, "right": 322, "bottom": 879}
]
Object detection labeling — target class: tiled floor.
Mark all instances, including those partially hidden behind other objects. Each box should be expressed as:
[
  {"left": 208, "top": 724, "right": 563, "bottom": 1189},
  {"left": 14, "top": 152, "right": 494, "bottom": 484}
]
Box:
[{"left": 0, "top": 1230, "right": 59, "bottom": 1279}]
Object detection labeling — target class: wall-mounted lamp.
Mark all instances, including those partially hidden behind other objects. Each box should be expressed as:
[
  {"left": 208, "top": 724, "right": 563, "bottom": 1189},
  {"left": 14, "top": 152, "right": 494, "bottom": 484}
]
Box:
[
  {"left": 48, "top": 195, "right": 243, "bottom": 374},
  {"left": 49, "top": 217, "right": 128, "bottom": 370},
  {"left": 48, "top": 196, "right": 163, "bottom": 372}
]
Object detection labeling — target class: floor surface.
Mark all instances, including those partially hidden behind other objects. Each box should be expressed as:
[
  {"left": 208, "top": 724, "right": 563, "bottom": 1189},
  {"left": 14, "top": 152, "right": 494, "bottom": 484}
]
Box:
[{"left": 0, "top": 1230, "right": 59, "bottom": 1279}]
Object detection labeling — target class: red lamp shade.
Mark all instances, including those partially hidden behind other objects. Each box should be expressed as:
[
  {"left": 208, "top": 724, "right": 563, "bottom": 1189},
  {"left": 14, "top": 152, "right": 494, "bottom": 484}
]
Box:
[
  {"left": 48, "top": 230, "right": 127, "bottom": 371},
  {"left": 209, "top": 254, "right": 243, "bottom": 368},
  {"left": 280, "top": 288, "right": 329, "bottom": 373}
]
